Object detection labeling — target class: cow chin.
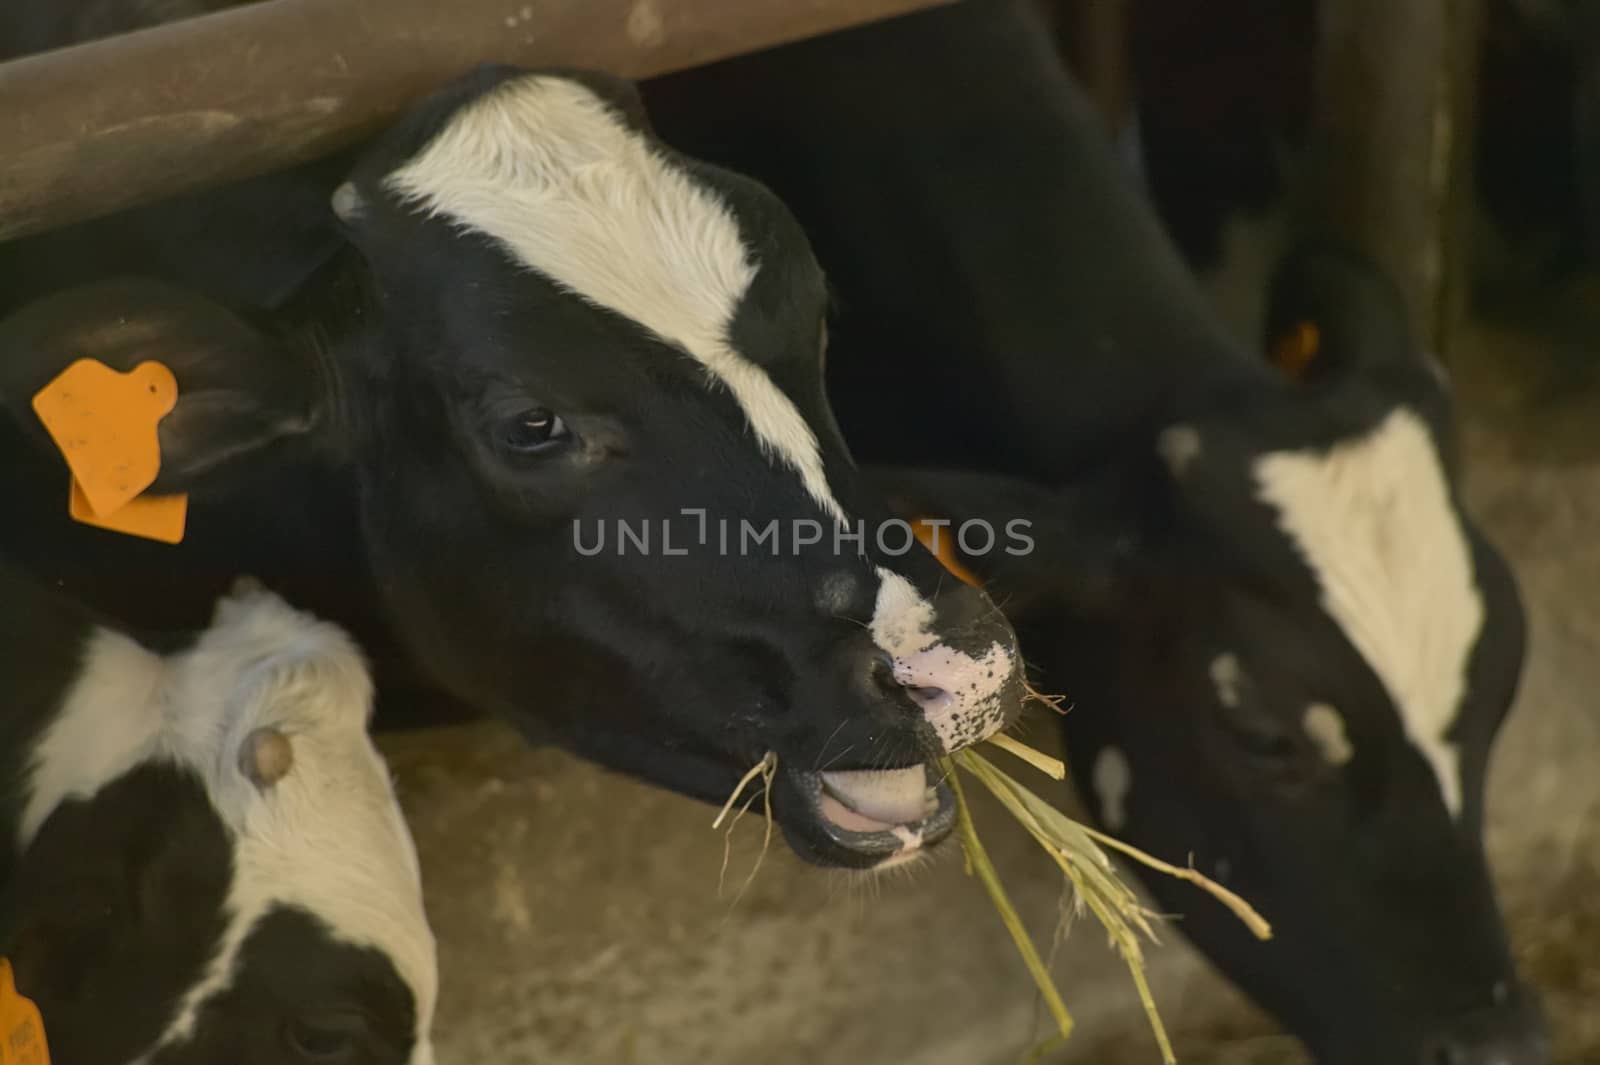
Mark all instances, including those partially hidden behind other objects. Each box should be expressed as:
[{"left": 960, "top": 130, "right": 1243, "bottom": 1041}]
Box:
[{"left": 770, "top": 764, "right": 958, "bottom": 870}]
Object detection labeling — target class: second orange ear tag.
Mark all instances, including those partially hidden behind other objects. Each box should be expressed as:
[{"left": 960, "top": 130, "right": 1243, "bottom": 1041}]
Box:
[
  {"left": 31, "top": 359, "right": 188, "bottom": 544},
  {"left": 912, "top": 517, "right": 982, "bottom": 588},
  {"left": 67, "top": 481, "right": 188, "bottom": 545},
  {"left": 1270, "top": 321, "right": 1321, "bottom": 380},
  {"left": 0, "top": 960, "right": 50, "bottom": 1065}
]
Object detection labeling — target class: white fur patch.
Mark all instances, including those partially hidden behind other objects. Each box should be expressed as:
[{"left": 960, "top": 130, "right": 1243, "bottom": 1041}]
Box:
[
  {"left": 23, "top": 589, "right": 437, "bottom": 1064},
  {"left": 1209, "top": 652, "right": 1244, "bottom": 709},
  {"left": 1158, "top": 424, "right": 1203, "bottom": 474},
  {"left": 385, "top": 74, "right": 846, "bottom": 525},
  {"left": 1255, "top": 408, "right": 1483, "bottom": 816},
  {"left": 20, "top": 631, "right": 166, "bottom": 847},
  {"left": 868, "top": 572, "right": 939, "bottom": 660},
  {"left": 868, "top": 571, "right": 1013, "bottom": 752},
  {"left": 1303, "top": 703, "right": 1355, "bottom": 767},
  {"left": 1092, "top": 746, "right": 1133, "bottom": 832}
]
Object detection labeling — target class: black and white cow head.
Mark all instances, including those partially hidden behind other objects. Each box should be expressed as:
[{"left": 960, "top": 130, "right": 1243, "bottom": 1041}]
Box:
[
  {"left": 1, "top": 578, "right": 435, "bottom": 1064},
  {"left": 0, "top": 67, "right": 1023, "bottom": 870},
  {"left": 884, "top": 248, "right": 1543, "bottom": 1065}
]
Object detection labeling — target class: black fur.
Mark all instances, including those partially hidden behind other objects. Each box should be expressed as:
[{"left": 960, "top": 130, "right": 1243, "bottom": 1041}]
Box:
[
  {"left": 5, "top": 766, "right": 233, "bottom": 1065},
  {"left": 151, "top": 908, "right": 417, "bottom": 1065}
]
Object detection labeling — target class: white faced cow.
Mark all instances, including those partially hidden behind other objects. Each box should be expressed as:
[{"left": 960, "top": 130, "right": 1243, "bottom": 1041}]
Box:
[
  {"left": 0, "top": 571, "right": 436, "bottom": 1064},
  {"left": 645, "top": 2, "right": 1548, "bottom": 1062},
  {"left": 0, "top": 8, "right": 1024, "bottom": 870}
]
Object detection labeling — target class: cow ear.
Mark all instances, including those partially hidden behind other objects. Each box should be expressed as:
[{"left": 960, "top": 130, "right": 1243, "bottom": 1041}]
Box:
[
  {"left": 866, "top": 466, "right": 1140, "bottom": 621},
  {"left": 0, "top": 278, "right": 327, "bottom": 494},
  {"left": 1263, "top": 243, "right": 1436, "bottom": 386}
]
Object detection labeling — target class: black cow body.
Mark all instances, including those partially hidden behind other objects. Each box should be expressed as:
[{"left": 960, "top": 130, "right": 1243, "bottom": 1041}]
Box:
[
  {"left": 0, "top": 569, "right": 436, "bottom": 1065},
  {"left": 0, "top": 8, "right": 1026, "bottom": 871},
  {"left": 647, "top": 3, "right": 1546, "bottom": 1063}
]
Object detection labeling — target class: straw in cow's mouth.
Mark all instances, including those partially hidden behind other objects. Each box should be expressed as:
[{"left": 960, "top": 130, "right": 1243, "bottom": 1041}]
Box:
[
  {"left": 951, "top": 737, "right": 1273, "bottom": 1064},
  {"left": 705, "top": 725, "right": 1272, "bottom": 1065},
  {"left": 713, "top": 751, "right": 778, "bottom": 904}
]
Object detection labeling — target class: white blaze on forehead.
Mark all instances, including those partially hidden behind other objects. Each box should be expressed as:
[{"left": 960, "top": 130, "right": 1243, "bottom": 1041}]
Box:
[
  {"left": 1254, "top": 408, "right": 1484, "bottom": 816},
  {"left": 22, "top": 589, "right": 437, "bottom": 1063},
  {"left": 384, "top": 74, "right": 847, "bottom": 525},
  {"left": 1092, "top": 746, "right": 1133, "bottom": 832},
  {"left": 869, "top": 570, "right": 1014, "bottom": 751},
  {"left": 1303, "top": 703, "right": 1356, "bottom": 767}
]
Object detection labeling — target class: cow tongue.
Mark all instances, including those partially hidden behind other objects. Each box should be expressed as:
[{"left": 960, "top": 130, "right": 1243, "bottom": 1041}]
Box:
[{"left": 820, "top": 767, "right": 933, "bottom": 828}]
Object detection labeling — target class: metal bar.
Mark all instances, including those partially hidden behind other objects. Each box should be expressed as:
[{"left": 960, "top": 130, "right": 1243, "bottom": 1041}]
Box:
[
  {"left": 0, "top": 0, "right": 954, "bottom": 242},
  {"left": 1298, "top": 0, "right": 1485, "bottom": 357}
]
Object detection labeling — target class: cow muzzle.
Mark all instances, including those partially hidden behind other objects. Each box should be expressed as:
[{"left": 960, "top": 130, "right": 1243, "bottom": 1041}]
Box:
[
  {"left": 869, "top": 573, "right": 1024, "bottom": 754},
  {"left": 767, "top": 577, "right": 1023, "bottom": 869}
]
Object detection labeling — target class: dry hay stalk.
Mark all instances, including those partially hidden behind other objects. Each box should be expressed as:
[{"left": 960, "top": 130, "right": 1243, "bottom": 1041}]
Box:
[
  {"left": 954, "top": 739, "right": 1273, "bottom": 1064},
  {"left": 714, "top": 751, "right": 778, "bottom": 904},
  {"left": 987, "top": 732, "right": 1067, "bottom": 780}
]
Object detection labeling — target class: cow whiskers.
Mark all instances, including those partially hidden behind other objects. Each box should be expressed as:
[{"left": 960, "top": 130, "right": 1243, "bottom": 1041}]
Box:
[{"left": 1022, "top": 680, "right": 1070, "bottom": 715}]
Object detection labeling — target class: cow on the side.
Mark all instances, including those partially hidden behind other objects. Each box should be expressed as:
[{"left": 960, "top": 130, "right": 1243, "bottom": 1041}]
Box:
[
  {"left": 645, "top": 2, "right": 1547, "bottom": 1061},
  {"left": 0, "top": 571, "right": 436, "bottom": 1065}
]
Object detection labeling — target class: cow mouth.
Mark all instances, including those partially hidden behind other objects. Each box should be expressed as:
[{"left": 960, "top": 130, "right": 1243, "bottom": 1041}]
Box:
[{"left": 778, "top": 764, "right": 957, "bottom": 869}]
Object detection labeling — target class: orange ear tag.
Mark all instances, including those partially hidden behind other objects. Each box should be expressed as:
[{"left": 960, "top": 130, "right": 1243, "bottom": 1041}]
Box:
[
  {"left": 67, "top": 480, "right": 188, "bottom": 545},
  {"left": 31, "top": 359, "right": 188, "bottom": 544},
  {"left": 0, "top": 960, "right": 50, "bottom": 1065},
  {"left": 911, "top": 517, "right": 982, "bottom": 588},
  {"left": 1270, "top": 320, "right": 1321, "bottom": 380}
]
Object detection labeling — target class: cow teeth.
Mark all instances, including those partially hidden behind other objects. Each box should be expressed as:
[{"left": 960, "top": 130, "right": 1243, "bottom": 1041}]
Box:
[{"left": 820, "top": 766, "right": 929, "bottom": 826}]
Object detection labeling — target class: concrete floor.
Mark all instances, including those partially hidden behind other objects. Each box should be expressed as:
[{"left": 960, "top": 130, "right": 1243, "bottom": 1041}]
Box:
[{"left": 378, "top": 285, "right": 1600, "bottom": 1064}]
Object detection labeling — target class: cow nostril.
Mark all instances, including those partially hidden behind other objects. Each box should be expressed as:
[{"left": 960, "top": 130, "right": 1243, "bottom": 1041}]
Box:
[
  {"left": 868, "top": 650, "right": 900, "bottom": 697},
  {"left": 907, "top": 685, "right": 954, "bottom": 714},
  {"left": 865, "top": 649, "right": 954, "bottom": 713}
]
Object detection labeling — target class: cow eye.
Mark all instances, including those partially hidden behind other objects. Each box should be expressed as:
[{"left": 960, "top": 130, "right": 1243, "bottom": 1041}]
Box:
[
  {"left": 1231, "top": 727, "right": 1299, "bottom": 763},
  {"left": 285, "top": 1013, "right": 365, "bottom": 1062},
  {"left": 1209, "top": 655, "right": 1302, "bottom": 767},
  {"left": 495, "top": 407, "right": 570, "bottom": 457}
]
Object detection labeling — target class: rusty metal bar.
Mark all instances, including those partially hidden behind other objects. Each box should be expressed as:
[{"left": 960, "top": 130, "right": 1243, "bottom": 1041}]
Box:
[
  {"left": 1297, "top": 0, "right": 1485, "bottom": 356},
  {"left": 0, "top": 0, "right": 955, "bottom": 243}
]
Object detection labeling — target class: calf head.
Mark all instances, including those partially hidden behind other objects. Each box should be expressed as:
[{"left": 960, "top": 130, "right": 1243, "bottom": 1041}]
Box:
[
  {"left": 0, "top": 67, "right": 1023, "bottom": 869},
  {"left": 884, "top": 249, "right": 1543, "bottom": 1063},
  {"left": 6, "top": 583, "right": 435, "bottom": 1064}
]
